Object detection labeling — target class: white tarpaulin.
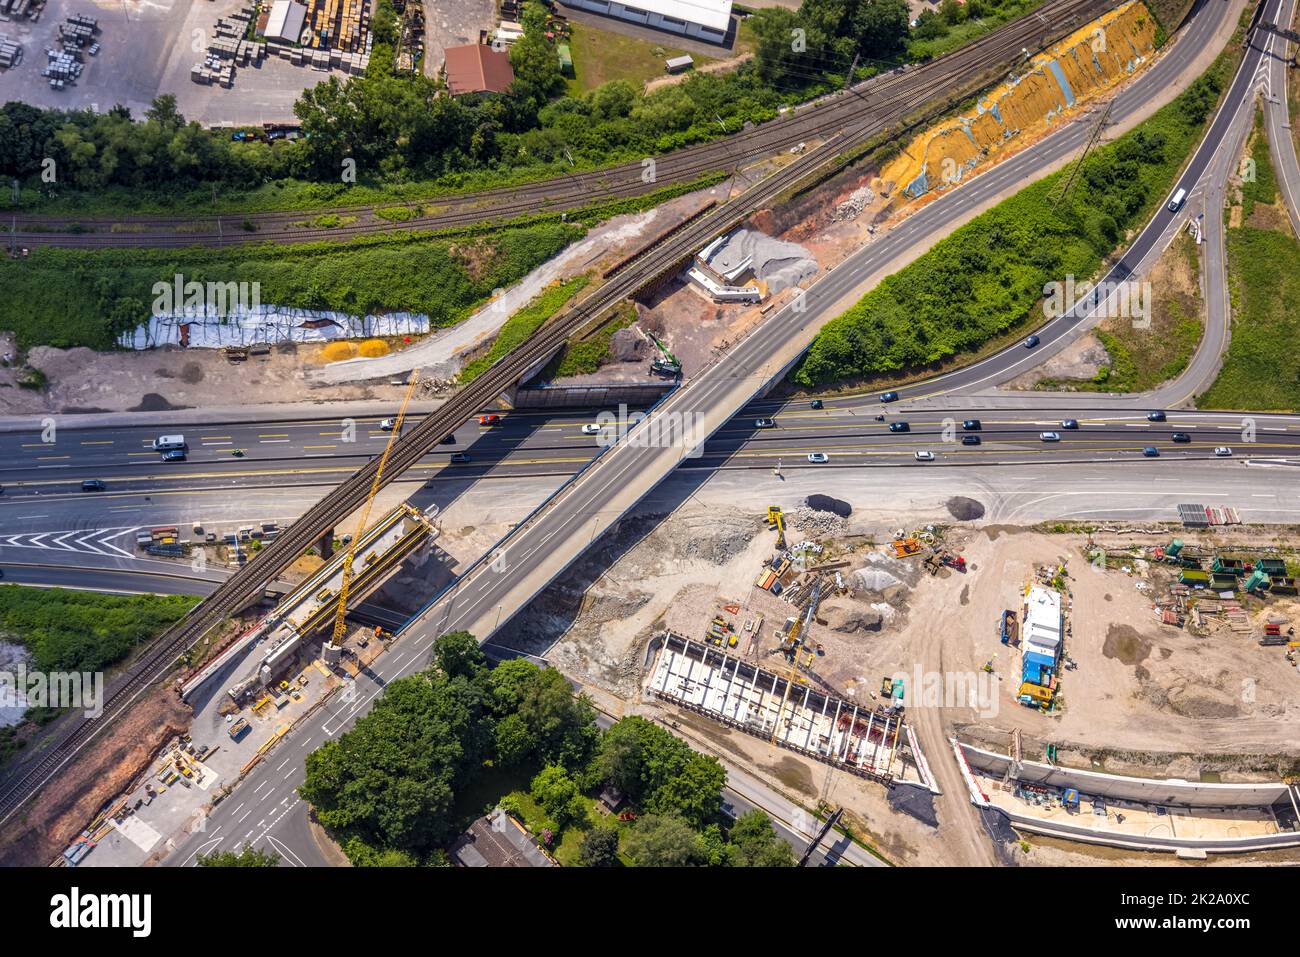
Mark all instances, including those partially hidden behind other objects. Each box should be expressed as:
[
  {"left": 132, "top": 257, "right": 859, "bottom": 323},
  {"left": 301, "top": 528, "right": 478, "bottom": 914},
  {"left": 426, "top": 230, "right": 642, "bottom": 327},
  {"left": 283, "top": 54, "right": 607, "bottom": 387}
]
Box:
[{"left": 117, "top": 308, "right": 432, "bottom": 350}]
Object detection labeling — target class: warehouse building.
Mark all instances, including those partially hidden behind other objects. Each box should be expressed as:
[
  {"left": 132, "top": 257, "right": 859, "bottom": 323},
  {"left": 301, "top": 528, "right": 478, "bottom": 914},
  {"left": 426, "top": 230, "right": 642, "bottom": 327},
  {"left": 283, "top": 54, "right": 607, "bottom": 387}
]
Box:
[
  {"left": 263, "top": 0, "right": 309, "bottom": 43},
  {"left": 559, "top": 0, "right": 732, "bottom": 44}
]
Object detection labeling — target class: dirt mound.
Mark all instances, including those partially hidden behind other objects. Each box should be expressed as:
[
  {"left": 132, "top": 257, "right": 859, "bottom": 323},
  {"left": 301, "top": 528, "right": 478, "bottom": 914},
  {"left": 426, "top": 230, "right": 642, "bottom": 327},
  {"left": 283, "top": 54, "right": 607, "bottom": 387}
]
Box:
[
  {"left": 826, "top": 603, "right": 885, "bottom": 633},
  {"left": 610, "top": 327, "right": 644, "bottom": 362},
  {"left": 805, "top": 494, "right": 851, "bottom": 518},
  {"left": 946, "top": 496, "right": 985, "bottom": 521},
  {"left": 852, "top": 567, "right": 904, "bottom": 593}
]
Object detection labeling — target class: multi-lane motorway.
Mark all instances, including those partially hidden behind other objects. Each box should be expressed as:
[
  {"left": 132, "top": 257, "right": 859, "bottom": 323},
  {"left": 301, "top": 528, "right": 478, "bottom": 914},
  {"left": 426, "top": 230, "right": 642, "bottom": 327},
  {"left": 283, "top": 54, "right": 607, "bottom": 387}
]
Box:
[
  {"left": 3, "top": 404, "right": 1298, "bottom": 559},
  {"left": 5, "top": 0, "right": 1298, "bottom": 864}
]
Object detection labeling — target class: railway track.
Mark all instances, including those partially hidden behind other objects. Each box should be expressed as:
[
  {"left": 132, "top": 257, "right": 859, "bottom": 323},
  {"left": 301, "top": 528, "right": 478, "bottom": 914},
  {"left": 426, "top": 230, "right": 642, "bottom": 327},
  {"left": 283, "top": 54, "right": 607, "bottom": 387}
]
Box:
[
  {"left": 0, "top": 0, "right": 1114, "bottom": 827},
  {"left": 8, "top": 0, "right": 1110, "bottom": 249}
]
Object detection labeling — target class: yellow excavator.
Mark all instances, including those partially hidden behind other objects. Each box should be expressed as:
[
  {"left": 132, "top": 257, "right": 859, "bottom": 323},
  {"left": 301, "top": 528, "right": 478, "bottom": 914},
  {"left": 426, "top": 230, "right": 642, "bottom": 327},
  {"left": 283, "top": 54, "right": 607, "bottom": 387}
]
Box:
[
  {"left": 323, "top": 371, "right": 421, "bottom": 664},
  {"left": 766, "top": 505, "right": 787, "bottom": 550}
]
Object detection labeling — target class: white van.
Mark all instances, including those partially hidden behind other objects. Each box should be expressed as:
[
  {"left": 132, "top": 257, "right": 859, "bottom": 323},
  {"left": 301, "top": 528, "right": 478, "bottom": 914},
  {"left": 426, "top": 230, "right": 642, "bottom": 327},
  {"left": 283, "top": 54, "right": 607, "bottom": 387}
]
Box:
[
  {"left": 1167, "top": 187, "right": 1187, "bottom": 212},
  {"left": 152, "top": 434, "right": 187, "bottom": 451}
]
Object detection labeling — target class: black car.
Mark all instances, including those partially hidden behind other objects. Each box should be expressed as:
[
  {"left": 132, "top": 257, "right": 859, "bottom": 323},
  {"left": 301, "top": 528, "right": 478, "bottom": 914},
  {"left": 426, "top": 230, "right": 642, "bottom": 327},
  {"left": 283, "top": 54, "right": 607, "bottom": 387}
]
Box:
[
  {"left": 962, "top": 419, "right": 981, "bottom": 431},
  {"left": 1061, "top": 419, "right": 1079, "bottom": 429},
  {"left": 880, "top": 392, "right": 900, "bottom": 403},
  {"left": 1147, "top": 411, "right": 1166, "bottom": 422},
  {"left": 1143, "top": 446, "right": 1159, "bottom": 457},
  {"left": 961, "top": 434, "right": 982, "bottom": 446},
  {"left": 450, "top": 452, "right": 472, "bottom": 463},
  {"left": 889, "top": 421, "right": 910, "bottom": 433},
  {"left": 810, "top": 399, "right": 824, "bottom": 410},
  {"left": 80, "top": 480, "right": 107, "bottom": 492},
  {"left": 1171, "top": 432, "right": 1191, "bottom": 443}
]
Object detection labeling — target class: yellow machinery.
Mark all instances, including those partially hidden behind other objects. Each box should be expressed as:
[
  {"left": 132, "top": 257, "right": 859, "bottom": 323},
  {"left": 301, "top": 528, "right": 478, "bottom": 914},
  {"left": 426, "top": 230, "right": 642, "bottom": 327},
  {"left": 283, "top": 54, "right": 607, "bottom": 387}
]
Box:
[
  {"left": 892, "top": 538, "right": 923, "bottom": 558},
  {"left": 767, "top": 505, "right": 787, "bottom": 550},
  {"left": 324, "top": 371, "right": 421, "bottom": 663},
  {"left": 770, "top": 578, "right": 823, "bottom": 742}
]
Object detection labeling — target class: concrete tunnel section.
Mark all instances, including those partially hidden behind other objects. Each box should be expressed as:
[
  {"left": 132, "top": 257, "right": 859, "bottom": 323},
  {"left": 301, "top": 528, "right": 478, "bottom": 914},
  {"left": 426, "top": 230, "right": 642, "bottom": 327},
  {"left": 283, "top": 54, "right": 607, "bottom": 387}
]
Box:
[
  {"left": 179, "top": 503, "right": 439, "bottom": 702},
  {"left": 953, "top": 740, "right": 1300, "bottom": 856}
]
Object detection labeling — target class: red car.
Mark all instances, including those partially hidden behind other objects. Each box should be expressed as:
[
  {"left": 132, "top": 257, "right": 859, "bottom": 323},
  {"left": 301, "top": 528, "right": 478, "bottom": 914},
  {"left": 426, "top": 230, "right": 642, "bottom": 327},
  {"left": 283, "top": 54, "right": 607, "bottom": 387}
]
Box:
[{"left": 478, "top": 414, "right": 501, "bottom": 426}]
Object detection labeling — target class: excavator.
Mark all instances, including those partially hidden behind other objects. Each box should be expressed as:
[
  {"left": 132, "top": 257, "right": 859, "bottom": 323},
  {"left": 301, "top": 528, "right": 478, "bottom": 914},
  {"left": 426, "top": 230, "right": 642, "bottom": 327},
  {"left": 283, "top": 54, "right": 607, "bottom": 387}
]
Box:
[
  {"left": 322, "top": 370, "right": 421, "bottom": 666},
  {"left": 648, "top": 331, "right": 681, "bottom": 378},
  {"left": 766, "top": 505, "right": 787, "bottom": 550}
]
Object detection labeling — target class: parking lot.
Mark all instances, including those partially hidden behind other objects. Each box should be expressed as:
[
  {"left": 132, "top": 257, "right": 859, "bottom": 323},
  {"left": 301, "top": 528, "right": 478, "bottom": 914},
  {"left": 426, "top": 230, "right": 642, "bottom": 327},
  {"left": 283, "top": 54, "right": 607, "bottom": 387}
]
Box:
[{"left": 0, "top": 0, "right": 346, "bottom": 125}]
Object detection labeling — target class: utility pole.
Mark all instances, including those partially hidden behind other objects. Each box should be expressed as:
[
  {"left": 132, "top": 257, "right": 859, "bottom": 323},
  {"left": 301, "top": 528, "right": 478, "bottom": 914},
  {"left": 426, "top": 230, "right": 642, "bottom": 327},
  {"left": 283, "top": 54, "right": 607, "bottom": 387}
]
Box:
[{"left": 843, "top": 53, "right": 859, "bottom": 91}]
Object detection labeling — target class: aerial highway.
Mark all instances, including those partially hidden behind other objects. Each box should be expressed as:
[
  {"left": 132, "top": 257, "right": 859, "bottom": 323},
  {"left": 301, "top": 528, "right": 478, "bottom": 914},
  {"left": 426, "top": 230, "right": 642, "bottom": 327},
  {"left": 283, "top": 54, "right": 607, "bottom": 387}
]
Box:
[
  {"left": 5, "top": 0, "right": 1112, "bottom": 250},
  {"left": 0, "top": 0, "right": 1283, "bottom": 854},
  {"left": 0, "top": 0, "right": 1169, "bottom": 833}
]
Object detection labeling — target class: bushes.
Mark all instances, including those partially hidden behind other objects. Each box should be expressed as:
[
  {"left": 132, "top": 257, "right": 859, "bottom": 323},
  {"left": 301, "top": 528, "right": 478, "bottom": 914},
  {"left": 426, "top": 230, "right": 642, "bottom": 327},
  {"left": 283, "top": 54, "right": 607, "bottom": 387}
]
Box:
[
  {"left": 0, "top": 585, "right": 197, "bottom": 674},
  {"left": 793, "top": 54, "right": 1229, "bottom": 388},
  {"left": 459, "top": 277, "right": 590, "bottom": 383},
  {"left": 0, "top": 222, "right": 583, "bottom": 349}
]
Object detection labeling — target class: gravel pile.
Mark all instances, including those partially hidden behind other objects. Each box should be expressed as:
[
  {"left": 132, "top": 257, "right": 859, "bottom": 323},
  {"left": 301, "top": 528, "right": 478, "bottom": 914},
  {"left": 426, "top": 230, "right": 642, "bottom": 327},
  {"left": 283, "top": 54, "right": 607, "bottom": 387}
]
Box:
[
  {"left": 790, "top": 504, "right": 847, "bottom": 537},
  {"left": 831, "top": 185, "right": 876, "bottom": 222}
]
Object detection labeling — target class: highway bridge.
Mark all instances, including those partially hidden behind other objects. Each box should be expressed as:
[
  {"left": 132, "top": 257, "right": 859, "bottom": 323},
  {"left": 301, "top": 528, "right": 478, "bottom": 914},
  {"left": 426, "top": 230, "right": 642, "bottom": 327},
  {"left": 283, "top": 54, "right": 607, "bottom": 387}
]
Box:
[
  {"left": 0, "top": 0, "right": 1123, "bottom": 825},
  {"left": 1, "top": 0, "right": 1295, "bottom": 862}
]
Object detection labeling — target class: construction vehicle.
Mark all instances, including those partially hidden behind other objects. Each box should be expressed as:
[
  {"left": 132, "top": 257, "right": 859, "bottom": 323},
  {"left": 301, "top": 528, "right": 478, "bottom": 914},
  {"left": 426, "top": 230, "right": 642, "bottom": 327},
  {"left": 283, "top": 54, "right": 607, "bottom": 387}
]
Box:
[
  {"left": 770, "top": 579, "right": 824, "bottom": 742},
  {"left": 648, "top": 332, "right": 681, "bottom": 377},
  {"left": 228, "top": 718, "right": 250, "bottom": 742},
  {"left": 323, "top": 371, "right": 421, "bottom": 666},
  {"left": 892, "top": 537, "right": 923, "bottom": 558},
  {"left": 766, "top": 506, "right": 787, "bottom": 550}
]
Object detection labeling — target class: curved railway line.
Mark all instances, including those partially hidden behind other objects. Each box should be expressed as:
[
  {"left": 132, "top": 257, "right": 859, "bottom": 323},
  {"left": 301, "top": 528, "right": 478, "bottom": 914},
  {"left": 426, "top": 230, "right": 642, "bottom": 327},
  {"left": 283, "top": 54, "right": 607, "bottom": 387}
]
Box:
[
  {"left": 9, "top": 0, "right": 1109, "bottom": 249},
  {"left": 0, "top": 0, "right": 1114, "bottom": 826}
]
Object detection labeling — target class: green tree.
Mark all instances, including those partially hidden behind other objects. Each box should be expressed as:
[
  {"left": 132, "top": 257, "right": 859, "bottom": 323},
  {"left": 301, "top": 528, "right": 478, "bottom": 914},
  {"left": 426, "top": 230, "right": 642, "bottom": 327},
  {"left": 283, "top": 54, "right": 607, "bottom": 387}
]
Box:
[
  {"left": 433, "top": 629, "right": 487, "bottom": 681},
  {"left": 530, "top": 764, "right": 587, "bottom": 828},
  {"left": 726, "top": 811, "right": 796, "bottom": 867},
  {"left": 299, "top": 670, "right": 489, "bottom": 855},
  {"left": 490, "top": 659, "right": 598, "bottom": 770},
  {"left": 645, "top": 752, "right": 725, "bottom": 829},
  {"left": 579, "top": 825, "right": 621, "bottom": 867},
  {"left": 623, "top": 814, "right": 701, "bottom": 867},
  {"left": 342, "top": 837, "right": 421, "bottom": 866},
  {"left": 197, "top": 845, "right": 280, "bottom": 867}
]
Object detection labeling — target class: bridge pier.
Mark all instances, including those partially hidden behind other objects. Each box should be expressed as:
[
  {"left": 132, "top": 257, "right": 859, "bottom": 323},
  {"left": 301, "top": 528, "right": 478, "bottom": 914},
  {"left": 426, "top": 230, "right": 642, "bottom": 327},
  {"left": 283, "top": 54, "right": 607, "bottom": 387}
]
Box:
[{"left": 317, "top": 529, "right": 335, "bottom": 559}]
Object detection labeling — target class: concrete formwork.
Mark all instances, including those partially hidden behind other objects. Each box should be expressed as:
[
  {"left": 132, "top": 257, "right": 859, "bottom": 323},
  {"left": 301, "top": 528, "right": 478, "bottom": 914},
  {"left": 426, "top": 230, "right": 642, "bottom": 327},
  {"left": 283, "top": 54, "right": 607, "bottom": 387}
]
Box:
[{"left": 648, "top": 633, "right": 917, "bottom": 785}]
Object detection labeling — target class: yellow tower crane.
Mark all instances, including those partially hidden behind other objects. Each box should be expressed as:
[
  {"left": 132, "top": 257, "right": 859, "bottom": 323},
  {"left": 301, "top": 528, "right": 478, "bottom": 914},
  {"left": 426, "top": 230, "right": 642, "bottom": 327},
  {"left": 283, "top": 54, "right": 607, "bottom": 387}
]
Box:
[{"left": 323, "top": 370, "right": 421, "bottom": 663}]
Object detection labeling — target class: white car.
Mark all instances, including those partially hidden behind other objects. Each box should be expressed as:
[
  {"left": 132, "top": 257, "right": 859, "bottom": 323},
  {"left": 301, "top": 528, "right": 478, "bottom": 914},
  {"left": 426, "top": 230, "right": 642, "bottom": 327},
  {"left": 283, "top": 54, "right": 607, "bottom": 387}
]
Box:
[
  {"left": 1040, "top": 431, "right": 1061, "bottom": 442},
  {"left": 581, "top": 423, "right": 602, "bottom": 435},
  {"left": 379, "top": 418, "right": 397, "bottom": 431},
  {"left": 914, "top": 450, "right": 935, "bottom": 461},
  {"left": 807, "top": 452, "right": 829, "bottom": 464},
  {"left": 1214, "top": 446, "right": 1233, "bottom": 457}
]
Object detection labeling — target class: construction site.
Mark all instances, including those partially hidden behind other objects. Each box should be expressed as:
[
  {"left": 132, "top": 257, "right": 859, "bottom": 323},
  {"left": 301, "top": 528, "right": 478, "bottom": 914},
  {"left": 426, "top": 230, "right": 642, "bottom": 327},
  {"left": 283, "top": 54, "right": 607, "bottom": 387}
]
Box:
[{"left": 474, "top": 468, "right": 1300, "bottom": 865}]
